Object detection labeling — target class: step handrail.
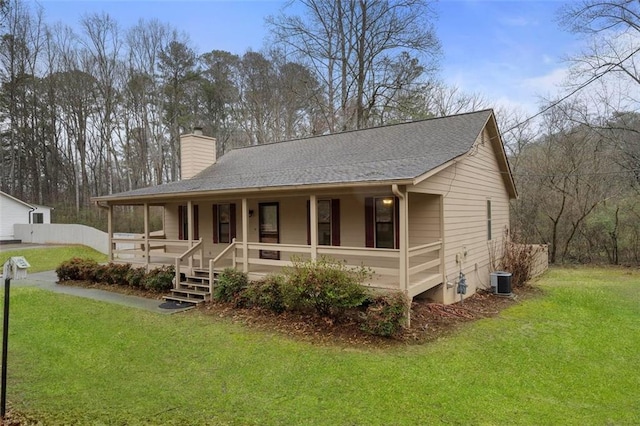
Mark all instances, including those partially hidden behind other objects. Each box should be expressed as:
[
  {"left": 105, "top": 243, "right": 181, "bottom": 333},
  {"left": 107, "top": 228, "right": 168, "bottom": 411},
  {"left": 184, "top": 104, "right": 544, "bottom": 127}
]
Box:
[
  {"left": 174, "top": 239, "right": 203, "bottom": 290},
  {"left": 208, "top": 238, "right": 237, "bottom": 294}
]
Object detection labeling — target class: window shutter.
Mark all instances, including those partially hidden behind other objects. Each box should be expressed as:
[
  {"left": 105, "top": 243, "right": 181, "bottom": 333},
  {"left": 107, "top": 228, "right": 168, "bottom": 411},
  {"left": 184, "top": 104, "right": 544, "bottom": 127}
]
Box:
[
  {"left": 212, "top": 204, "right": 218, "bottom": 243},
  {"left": 193, "top": 205, "right": 199, "bottom": 240},
  {"left": 331, "top": 199, "right": 340, "bottom": 246},
  {"left": 306, "top": 200, "right": 311, "bottom": 245},
  {"left": 394, "top": 196, "right": 400, "bottom": 250},
  {"left": 230, "top": 203, "right": 237, "bottom": 241},
  {"left": 178, "top": 206, "right": 184, "bottom": 240},
  {"left": 365, "top": 197, "right": 374, "bottom": 248}
]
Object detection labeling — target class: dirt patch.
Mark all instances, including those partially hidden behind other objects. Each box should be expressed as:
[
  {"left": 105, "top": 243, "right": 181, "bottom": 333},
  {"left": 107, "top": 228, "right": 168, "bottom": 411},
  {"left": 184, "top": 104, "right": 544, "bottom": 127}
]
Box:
[{"left": 197, "top": 286, "right": 542, "bottom": 348}]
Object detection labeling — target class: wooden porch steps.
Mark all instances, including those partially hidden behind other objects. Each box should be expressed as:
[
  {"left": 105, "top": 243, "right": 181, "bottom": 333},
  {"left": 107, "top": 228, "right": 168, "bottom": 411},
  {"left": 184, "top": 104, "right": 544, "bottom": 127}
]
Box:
[
  {"left": 162, "top": 268, "right": 221, "bottom": 306},
  {"left": 162, "top": 295, "right": 206, "bottom": 305}
]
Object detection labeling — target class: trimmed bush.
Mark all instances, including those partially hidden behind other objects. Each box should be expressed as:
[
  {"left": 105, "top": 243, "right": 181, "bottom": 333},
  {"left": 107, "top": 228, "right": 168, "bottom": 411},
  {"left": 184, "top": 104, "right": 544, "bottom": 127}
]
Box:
[
  {"left": 213, "top": 268, "right": 248, "bottom": 303},
  {"left": 141, "top": 265, "right": 175, "bottom": 292},
  {"left": 56, "top": 259, "right": 175, "bottom": 293},
  {"left": 56, "top": 257, "right": 100, "bottom": 281},
  {"left": 283, "top": 257, "right": 370, "bottom": 318},
  {"left": 101, "top": 263, "right": 131, "bottom": 285},
  {"left": 125, "top": 267, "right": 146, "bottom": 288},
  {"left": 244, "top": 275, "right": 286, "bottom": 313},
  {"left": 360, "top": 292, "right": 408, "bottom": 337}
]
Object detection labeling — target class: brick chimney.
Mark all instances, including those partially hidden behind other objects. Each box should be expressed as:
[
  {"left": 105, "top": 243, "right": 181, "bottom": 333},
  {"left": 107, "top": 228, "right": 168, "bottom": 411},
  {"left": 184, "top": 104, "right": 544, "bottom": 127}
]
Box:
[{"left": 180, "top": 128, "right": 217, "bottom": 180}]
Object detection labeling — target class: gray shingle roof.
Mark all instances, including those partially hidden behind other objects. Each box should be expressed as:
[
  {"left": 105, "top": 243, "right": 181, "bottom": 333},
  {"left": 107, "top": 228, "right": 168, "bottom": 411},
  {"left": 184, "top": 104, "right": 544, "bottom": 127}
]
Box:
[{"left": 97, "top": 110, "right": 493, "bottom": 200}]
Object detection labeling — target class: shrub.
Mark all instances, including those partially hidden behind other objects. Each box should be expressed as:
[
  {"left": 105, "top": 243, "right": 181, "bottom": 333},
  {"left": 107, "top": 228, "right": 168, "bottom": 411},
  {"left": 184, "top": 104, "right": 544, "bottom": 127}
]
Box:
[
  {"left": 141, "top": 265, "right": 175, "bottom": 292},
  {"left": 502, "top": 241, "right": 543, "bottom": 287},
  {"left": 56, "top": 257, "right": 99, "bottom": 281},
  {"left": 213, "top": 268, "right": 248, "bottom": 303},
  {"left": 244, "top": 275, "right": 286, "bottom": 313},
  {"left": 360, "top": 291, "right": 408, "bottom": 337},
  {"left": 125, "top": 267, "right": 146, "bottom": 288},
  {"left": 283, "top": 257, "right": 370, "bottom": 318},
  {"left": 95, "top": 263, "right": 131, "bottom": 286}
]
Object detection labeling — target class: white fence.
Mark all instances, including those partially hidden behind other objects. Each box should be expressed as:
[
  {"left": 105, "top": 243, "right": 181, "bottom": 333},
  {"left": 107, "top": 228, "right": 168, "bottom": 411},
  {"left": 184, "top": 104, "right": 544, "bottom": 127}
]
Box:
[{"left": 14, "top": 224, "right": 109, "bottom": 254}]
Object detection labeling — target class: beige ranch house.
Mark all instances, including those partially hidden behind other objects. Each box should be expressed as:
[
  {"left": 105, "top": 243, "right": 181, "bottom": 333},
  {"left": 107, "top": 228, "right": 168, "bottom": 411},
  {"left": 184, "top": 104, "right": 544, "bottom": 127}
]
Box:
[{"left": 93, "top": 109, "right": 517, "bottom": 306}]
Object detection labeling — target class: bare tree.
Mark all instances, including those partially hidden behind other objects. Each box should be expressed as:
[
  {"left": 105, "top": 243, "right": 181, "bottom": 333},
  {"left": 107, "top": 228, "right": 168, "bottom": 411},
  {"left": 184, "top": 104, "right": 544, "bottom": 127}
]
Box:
[
  {"left": 268, "top": 0, "right": 440, "bottom": 131},
  {"left": 513, "top": 101, "right": 618, "bottom": 263},
  {"left": 560, "top": 0, "right": 640, "bottom": 108},
  {"left": 125, "top": 19, "right": 173, "bottom": 186},
  {"left": 80, "top": 12, "right": 123, "bottom": 195}
]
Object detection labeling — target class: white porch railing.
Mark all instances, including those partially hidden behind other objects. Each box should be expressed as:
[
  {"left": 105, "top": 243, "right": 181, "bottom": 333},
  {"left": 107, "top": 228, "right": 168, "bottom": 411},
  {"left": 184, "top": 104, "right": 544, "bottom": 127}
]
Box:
[
  {"left": 174, "top": 239, "right": 204, "bottom": 290},
  {"left": 226, "top": 240, "right": 443, "bottom": 297},
  {"left": 208, "top": 238, "right": 239, "bottom": 294},
  {"left": 113, "top": 235, "right": 443, "bottom": 298},
  {"left": 111, "top": 235, "right": 199, "bottom": 264},
  {"left": 407, "top": 240, "right": 443, "bottom": 296}
]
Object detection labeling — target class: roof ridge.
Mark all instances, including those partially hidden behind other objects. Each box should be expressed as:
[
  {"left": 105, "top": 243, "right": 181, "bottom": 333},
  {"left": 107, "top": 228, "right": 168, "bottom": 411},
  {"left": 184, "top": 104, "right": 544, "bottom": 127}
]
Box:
[{"left": 228, "top": 109, "right": 494, "bottom": 153}]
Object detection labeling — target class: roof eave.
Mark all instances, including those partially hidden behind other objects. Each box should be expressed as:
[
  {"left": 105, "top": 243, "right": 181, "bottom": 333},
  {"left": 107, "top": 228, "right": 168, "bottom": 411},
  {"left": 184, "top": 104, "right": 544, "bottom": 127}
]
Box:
[
  {"left": 0, "top": 191, "right": 36, "bottom": 209},
  {"left": 91, "top": 178, "right": 415, "bottom": 205}
]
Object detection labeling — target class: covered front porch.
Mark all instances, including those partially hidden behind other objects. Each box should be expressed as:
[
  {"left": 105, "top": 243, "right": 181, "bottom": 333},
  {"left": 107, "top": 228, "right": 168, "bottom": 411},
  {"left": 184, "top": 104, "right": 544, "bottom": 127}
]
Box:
[{"left": 103, "top": 185, "right": 445, "bottom": 301}]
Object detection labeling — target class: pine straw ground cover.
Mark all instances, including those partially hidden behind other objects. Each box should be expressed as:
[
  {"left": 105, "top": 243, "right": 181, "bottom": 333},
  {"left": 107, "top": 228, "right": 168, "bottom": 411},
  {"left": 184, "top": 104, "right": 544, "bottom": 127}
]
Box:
[{"left": 196, "top": 286, "right": 539, "bottom": 347}]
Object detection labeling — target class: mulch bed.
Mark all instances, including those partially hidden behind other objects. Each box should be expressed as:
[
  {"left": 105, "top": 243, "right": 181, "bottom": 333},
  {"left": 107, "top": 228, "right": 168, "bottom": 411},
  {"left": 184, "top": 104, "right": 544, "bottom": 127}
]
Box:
[
  {"left": 197, "top": 286, "right": 542, "bottom": 348},
  {"left": 57, "top": 279, "right": 542, "bottom": 348}
]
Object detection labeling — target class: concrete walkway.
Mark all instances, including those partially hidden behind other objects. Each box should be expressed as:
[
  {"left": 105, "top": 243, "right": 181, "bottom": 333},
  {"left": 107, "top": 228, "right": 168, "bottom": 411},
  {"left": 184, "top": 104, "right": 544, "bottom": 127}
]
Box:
[{"left": 8, "top": 270, "right": 194, "bottom": 315}]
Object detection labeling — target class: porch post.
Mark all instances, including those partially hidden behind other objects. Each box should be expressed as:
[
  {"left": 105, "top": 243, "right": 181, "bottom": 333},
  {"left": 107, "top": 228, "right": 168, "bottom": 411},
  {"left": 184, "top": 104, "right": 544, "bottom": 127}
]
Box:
[
  {"left": 394, "top": 185, "right": 410, "bottom": 327},
  {"left": 242, "top": 198, "right": 249, "bottom": 273},
  {"left": 439, "top": 194, "right": 446, "bottom": 285},
  {"left": 399, "top": 194, "right": 408, "bottom": 295},
  {"left": 393, "top": 185, "right": 408, "bottom": 295},
  {"left": 107, "top": 204, "right": 113, "bottom": 262},
  {"left": 309, "top": 195, "right": 317, "bottom": 261},
  {"left": 144, "top": 203, "right": 150, "bottom": 271},
  {"left": 187, "top": 200, "right": 193, "bottom": 269}
]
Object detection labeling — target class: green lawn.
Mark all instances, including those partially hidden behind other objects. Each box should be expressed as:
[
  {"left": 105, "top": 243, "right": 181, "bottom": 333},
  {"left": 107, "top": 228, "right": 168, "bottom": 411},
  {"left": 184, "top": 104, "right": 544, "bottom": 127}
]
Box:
[
  {"left": 4, "top": 266, "right": 640, "bottom": 425},
  {"left": 0, "top": 245, "right": 107, "bottom": 273}
]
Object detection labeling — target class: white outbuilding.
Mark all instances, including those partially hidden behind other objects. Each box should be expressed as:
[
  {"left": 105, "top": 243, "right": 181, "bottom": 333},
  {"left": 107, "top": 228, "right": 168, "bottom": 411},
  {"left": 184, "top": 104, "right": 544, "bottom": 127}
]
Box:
[{"left": 0, "top": 191, "right": 53, "bottom": 241}]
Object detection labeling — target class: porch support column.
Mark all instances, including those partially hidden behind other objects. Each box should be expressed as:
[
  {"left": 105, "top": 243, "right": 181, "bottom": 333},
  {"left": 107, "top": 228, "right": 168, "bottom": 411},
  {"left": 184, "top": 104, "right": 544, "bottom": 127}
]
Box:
[
  {"left": 393, "top": 184, "right": 410, "bottom": 327},
  {"left": 309, "top": 194, "right": 318, "bottom": 261},
  {"left": 187, "top": 200, "right": 193, "bottom": 269},
  {"left": 107, "top": 204, "right": 113, "bottom": 262},
  {"left": 144, "top": 203, "right": 150, "bottom": 271},
  {"left": 392, "top": 185, "right": 408, "bottom": 295},
  {"left": 242, "top": 198, "right": 249, "bottom": 273}
]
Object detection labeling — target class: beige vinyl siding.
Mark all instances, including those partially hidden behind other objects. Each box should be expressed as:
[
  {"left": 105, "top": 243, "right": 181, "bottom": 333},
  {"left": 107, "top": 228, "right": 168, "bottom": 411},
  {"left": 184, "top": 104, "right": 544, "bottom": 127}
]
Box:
[
  {"left": 407, "top": 193, "right": 441, "bottom": 247},
  {"left": 413, "top": 127, "right": 511, "bottom": 303},
  {"left": 164, "top": 203, "right": 180, "bottom": 242},
  {"left": 180, "top": 134, "right": 216, "bottom": 180},
  {"left": 165, "top": 201, "right": 244, "bottom": 259},
  {"left": 339, "top": 194, "right": 366, "bottom": 247}
]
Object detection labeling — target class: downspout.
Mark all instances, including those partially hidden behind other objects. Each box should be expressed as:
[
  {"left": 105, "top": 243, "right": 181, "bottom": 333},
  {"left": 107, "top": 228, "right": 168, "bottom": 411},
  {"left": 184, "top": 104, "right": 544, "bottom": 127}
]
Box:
[
  {"left": 392, "top": 184, "right": 410, "bottom": 326},
  {"left": 28, "top": 206, "right": 35, "bottom": 243}
]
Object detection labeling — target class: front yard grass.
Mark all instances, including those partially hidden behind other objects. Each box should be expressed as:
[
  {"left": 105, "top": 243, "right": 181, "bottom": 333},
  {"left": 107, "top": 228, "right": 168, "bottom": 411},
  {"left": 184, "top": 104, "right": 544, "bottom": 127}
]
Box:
[
  {"left": 0, "top": 245, "right": 107, "bottom": 273},
  {"left": 4, "top": 266, "right": 640, "bottom": 425}
]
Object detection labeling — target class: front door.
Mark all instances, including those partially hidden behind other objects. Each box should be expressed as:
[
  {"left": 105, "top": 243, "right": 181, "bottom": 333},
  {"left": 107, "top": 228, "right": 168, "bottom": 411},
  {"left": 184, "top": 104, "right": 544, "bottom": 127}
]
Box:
[{"left": 259, "top": 202, "right": 280, "bottom": 260}]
